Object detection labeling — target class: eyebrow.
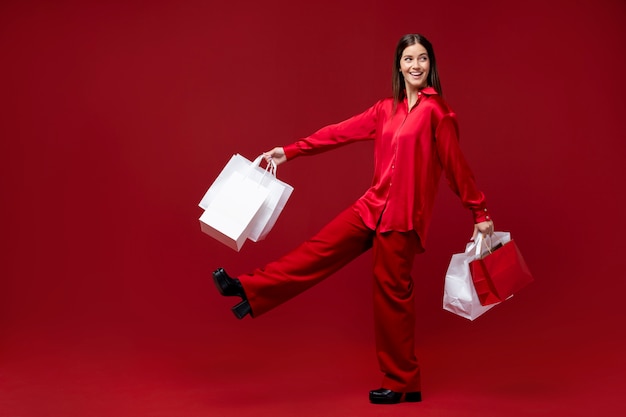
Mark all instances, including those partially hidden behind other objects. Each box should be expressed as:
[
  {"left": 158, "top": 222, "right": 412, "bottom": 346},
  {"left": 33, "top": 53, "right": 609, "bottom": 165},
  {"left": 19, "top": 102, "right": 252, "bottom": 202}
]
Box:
[{"left": 403, "top": 52, "right": 428, "bottom": 58}]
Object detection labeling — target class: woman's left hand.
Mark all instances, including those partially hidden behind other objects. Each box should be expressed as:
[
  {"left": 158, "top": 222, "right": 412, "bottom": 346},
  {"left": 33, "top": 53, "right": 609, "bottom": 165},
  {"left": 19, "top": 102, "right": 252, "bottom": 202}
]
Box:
[{"left": 472, "top": 220, "right": 494, "bottom": 240}]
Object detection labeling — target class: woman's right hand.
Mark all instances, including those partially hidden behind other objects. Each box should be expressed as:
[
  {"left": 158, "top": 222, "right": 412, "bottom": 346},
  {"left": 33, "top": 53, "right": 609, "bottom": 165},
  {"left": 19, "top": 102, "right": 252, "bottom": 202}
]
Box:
[{"left": 262, "top": 147, "right": 287, "bottom": 166}]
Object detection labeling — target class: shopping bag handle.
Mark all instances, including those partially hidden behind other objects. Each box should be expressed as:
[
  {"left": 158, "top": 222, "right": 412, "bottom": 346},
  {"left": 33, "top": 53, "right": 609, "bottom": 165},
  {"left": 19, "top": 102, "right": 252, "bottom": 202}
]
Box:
[
  {"left": 475, "top": 234, "right": 494, "bottom": 258},
  {"left": 228, "top": 155, "right": 277, "bottom": 190},
  {"left": 474, "top": 233, "right": 505, "bottom": 259},
  {"left": 251, "top": 155, "right": 278, "bottom": 178},
  {"left": 238, "top": 155, "right": 276, "bottom": 188}
]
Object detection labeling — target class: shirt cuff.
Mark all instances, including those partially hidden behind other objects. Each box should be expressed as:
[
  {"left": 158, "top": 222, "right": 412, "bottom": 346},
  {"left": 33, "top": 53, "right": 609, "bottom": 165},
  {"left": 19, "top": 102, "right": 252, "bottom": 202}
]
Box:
[
  {"left": 282, "top": 143, "right": 300, "bottom": 160},
  {"left": 473, "top": 207, "right": 491, "bottom": 223}
]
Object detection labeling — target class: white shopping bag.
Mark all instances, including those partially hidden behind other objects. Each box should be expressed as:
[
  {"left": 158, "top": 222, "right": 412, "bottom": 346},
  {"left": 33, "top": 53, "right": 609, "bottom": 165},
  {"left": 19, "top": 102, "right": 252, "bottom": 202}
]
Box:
[
  {"left": 443, "top": 231, "right": 511, "bottom": 320},
  {"left": 198, "top": 154, "right": 271, "bottom": 251},
  {"left": 246, "top": 159, "right": 294, "bottom": 242}
]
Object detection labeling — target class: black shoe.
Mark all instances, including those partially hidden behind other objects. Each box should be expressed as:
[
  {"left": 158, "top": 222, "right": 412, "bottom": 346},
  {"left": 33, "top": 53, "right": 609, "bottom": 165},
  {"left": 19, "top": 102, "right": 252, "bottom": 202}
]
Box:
[
  {"left": 369, "top": 388, "right": 422, "bottom": 404},
  {"left": 212, "top": 268, "right": 245, "bottom": 298},
  {"left": 212, "top": 268, "right": 251, "bottom": 319}
]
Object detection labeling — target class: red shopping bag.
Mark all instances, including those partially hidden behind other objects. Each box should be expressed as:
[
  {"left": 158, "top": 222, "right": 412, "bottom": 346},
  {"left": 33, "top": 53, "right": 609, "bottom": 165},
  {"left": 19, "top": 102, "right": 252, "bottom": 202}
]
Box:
[{"left": 469, "top": 238, "right": 533, "bottom": 306}]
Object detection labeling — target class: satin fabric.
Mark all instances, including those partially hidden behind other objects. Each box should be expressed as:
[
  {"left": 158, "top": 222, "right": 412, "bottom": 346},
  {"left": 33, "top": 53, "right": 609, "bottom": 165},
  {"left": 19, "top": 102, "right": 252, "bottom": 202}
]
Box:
[
  {"left": 238, "top": 205, "right": 423, "bottom": 391},
  {"left": 283, "top": 87, "right": 490, "bottom": 249}
]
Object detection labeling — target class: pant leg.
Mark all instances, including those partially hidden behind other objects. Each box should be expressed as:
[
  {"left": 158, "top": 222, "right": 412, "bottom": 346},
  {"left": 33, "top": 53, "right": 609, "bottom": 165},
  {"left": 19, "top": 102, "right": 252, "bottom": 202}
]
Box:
[
  {"left": 372, "top": 229, "right": 422, "bottom": 392},
  {"left": 238, "top": 205, "right": 374, "bottom": 317}
]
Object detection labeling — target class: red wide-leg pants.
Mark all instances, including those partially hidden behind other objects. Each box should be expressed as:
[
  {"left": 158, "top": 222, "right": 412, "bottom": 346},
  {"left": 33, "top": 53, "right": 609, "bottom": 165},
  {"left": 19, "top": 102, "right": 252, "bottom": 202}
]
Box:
[{"left": 237, "top": 205, "right": 422, "bottom": 391}]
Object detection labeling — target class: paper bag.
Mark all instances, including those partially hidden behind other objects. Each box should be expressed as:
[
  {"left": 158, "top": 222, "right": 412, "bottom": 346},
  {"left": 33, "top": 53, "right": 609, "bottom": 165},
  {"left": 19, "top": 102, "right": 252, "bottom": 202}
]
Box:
[
  {"left": 443, "top": 232, "right": 511, "bottom": 320},
  {"left": 470, "top": 236, "right": 534, "bottom": 306},
  {"left": 245, "top": 160, "right": 294, "bottom": 242},
  {"left": 198, "top": 154, "right": 270, "bottom": 251}
]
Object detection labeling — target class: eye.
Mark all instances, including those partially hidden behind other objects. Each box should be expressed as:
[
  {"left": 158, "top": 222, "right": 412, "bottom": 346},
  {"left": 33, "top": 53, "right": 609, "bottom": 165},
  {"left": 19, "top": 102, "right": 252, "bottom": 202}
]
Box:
[
  {"left": 403, "top": 57, "right": 412, "bottom": 62},
  {"left": 419, "top": 56, "right": 428, "bottom": 62}
]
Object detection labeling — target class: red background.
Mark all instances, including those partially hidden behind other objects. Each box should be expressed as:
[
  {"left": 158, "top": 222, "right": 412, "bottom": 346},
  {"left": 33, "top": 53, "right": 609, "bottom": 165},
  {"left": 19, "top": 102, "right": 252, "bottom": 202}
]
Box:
[{"left": 1, "top": 0, "right": 625, "bottom": 416}]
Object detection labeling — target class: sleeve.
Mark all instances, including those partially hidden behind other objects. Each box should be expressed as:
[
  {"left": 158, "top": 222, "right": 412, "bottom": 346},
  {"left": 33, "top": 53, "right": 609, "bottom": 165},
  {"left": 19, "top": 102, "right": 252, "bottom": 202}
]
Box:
[
  {"left": 435, "top": 113, "right": 491, "bottom": 224},
  {"left": 282, "top": 101, "right": 381, "bottom": 160}
]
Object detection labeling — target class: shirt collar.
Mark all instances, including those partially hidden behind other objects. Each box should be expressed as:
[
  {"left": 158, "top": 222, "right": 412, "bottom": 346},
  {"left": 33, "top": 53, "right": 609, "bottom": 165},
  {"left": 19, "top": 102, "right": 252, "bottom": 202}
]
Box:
[
  {"left": 401, "top": 86, "right": 438, "bottom": 110},
  {"left": 401, "top": 86, "right": 438, "bottom": 100},
  {"left": 419, "top": 86, "right": 438, "bottom": 95}
]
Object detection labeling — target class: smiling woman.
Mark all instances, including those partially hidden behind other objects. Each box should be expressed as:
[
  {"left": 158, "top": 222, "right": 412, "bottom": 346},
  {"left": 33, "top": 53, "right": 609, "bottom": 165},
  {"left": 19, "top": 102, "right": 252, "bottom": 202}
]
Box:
[{"left": 211, "top": 33, "right": 494, "bottom": 405}]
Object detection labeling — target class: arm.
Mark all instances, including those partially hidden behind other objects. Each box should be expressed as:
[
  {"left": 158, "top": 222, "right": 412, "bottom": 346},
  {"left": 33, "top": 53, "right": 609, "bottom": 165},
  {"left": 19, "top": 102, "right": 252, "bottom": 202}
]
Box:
[
  {"left": 267, "top": 102, "right": 381, "bottom": 164},
  {"left": 435, "top": 113, "right": 494, "bottom": 238}
]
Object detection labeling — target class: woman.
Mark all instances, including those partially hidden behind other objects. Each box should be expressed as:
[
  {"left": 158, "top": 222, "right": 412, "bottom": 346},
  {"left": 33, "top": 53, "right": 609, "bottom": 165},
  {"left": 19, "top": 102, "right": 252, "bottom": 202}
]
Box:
[{"left": 212, "top": 33, "right": 494, "bottom": 404}]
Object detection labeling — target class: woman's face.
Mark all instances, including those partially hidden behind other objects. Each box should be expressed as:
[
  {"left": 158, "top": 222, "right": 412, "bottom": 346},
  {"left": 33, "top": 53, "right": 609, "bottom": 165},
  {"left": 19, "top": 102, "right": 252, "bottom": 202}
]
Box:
[{"left": 399, "top": 43, "right": 430, "bottom": 92}]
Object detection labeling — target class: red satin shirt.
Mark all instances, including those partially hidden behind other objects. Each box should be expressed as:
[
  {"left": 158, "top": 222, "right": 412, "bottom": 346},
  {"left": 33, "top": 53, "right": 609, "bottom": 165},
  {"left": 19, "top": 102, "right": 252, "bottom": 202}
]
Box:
[{"left": 283, "top": 87, "right": 490, "bottom": 249}]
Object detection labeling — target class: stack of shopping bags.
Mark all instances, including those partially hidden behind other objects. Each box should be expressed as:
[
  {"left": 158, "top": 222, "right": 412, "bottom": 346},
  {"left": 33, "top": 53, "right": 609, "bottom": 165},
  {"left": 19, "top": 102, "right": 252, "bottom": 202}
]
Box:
[
  {"left": 198, "top": 154, "right": 294, "bottom": 251},
  {"left": 443, "top": 231, "right": 534, "bottom": 320}
]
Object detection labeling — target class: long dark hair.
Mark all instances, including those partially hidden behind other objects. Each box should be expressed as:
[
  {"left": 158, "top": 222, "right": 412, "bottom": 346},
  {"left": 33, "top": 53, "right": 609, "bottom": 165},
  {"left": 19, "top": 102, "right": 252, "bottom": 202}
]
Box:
[{"left": 392, "top": 34, "right": 442, "bottom": 111}]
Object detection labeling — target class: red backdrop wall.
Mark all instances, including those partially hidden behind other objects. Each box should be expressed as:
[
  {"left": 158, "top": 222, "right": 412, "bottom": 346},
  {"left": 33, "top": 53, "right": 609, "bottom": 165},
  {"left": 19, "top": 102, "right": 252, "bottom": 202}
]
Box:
[{"left": 1, "top": 0, "right": 625, "bottom": 415}]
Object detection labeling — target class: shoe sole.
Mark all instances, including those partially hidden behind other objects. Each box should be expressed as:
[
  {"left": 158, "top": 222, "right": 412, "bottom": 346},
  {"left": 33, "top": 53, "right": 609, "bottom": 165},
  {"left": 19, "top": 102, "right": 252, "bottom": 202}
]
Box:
[{"left": 369, "top": 392, "right": 422, "bottom": 404}]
